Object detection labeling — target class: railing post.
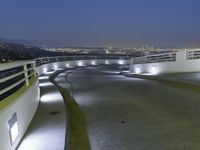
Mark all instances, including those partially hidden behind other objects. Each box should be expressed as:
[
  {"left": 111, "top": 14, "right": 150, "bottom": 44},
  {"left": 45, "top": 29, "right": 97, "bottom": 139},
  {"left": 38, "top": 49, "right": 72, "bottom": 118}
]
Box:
[
  {"left": 33, "top": 62, "right": 37, "bottom": 77},
  {"left": 23, "top": 64, "right": 29, "bottom": 86}
]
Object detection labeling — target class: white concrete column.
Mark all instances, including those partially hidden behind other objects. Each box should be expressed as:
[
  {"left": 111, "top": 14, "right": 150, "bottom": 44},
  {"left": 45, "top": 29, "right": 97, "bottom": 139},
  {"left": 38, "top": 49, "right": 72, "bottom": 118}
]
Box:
[
  {"left": 33, "top": 62, "right": 37, "bottom": 77},
  {"left": 23, "top": 64, "right": 29, "bottom": 86}
]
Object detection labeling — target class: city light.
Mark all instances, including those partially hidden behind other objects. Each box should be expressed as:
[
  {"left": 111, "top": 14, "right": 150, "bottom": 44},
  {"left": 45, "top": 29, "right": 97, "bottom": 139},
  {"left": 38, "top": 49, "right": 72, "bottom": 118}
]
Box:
[
  {"left": 66, "top": 63, "right": 69, "bottom": 67},
  {"left": 91, "top": 61, "right": 96, "bottom": 65},
  {"left": 105, "top": 60, "right": 109, "bottom": 64}
]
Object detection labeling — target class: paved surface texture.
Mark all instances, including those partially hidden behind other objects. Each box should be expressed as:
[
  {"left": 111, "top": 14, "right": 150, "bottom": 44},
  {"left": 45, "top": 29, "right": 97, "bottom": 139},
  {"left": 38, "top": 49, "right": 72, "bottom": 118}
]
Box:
[
  {"left": 58, "top": 66, "right": 200, "bottom": 150},
  {"left": 18, "top": 72, "right": 66, "bottom": 150}
]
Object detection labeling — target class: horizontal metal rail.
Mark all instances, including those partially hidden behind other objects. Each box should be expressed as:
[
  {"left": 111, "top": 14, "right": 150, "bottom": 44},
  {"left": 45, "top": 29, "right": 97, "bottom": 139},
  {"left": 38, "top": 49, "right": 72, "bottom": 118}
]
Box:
[
  {"left": 131, "top": 52, "right": 176, "bottom": 64},
  {"left": 0, "top": 78, "right": 25, "bottom": 95},
  {"left": 187, "top": 49, "right": 200, "bottom": 60},
  {"left": 0, "top": 55, "right": 130, "bottom": 101},
  {"left": 0, "top": 62, "right": 36, "bottom": 100},
  {"left": 35, "top": 55, "right": 131, "bottom": 66},
  {"left": 0, "top": 71, "right": 24, "bottom": 83}
]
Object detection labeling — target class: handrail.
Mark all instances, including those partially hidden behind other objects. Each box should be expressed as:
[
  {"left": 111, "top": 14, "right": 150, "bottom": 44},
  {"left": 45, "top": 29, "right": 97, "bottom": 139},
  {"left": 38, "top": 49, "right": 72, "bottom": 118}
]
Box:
[
  {"left": 0, "top": 55, "right": 130, "bottom": 102},
  {"left": 0, "top": 78, "right": 25, "bottom": 95},
  {"left": 131, "top": 52, "right": 176, "bottom": 64},
  {"left": 186, "top": 49, "right": 200, "bottom": 60},
  {"left": 35, "top": 55, "right": 131, "bottom": 66},
  {"left": 0, "top": 61, "right": 36, "bottom": 101}
]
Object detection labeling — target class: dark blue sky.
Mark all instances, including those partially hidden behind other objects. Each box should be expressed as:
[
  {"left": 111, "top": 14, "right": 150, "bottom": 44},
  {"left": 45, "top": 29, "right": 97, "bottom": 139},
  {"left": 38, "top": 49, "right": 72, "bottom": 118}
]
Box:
[{"left": 0, "top": 0, "right": 200, "bottom": 48}]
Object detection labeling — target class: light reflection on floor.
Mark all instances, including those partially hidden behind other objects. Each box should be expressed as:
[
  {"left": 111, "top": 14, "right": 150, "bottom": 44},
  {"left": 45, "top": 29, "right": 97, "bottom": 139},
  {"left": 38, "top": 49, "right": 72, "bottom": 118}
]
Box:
[{"left": 17, "top": 72, "right": 66, "bottom": 150}]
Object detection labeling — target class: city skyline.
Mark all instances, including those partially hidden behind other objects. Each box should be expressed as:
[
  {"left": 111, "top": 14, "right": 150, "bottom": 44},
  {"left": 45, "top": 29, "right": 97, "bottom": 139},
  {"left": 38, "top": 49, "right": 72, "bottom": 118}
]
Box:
[{"left": 0, "top": 0, "right": 200, "bottom": 48}]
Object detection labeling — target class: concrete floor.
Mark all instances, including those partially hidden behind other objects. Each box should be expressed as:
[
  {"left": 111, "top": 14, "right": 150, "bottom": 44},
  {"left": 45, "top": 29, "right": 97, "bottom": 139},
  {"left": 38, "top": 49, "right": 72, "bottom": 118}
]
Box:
[
  {"left": 57, "top": 66, "right": 200, "bottom": 150},
  {"left": 17, "top": 72, "right": 66, "bottom": 150}
]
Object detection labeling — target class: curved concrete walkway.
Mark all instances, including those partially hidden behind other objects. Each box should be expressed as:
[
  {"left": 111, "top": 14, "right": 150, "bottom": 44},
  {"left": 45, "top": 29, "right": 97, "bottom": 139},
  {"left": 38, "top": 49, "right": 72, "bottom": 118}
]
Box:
[
  {"left": 58, "top": 66, "right": 200, "bottom": 150},
  {"left": 17, "top": 71, "right": 66, "bottom": 150}
]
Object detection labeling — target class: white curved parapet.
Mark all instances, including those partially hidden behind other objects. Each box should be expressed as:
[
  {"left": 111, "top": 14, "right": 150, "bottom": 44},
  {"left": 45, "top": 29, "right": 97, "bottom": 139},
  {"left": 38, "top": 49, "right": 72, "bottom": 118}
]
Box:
[
  {"left": 130, "top": 49, "right": 200, "bottom": 74},
  {"left": 0, "top": 56, "right": 130, "bottom": 150}
]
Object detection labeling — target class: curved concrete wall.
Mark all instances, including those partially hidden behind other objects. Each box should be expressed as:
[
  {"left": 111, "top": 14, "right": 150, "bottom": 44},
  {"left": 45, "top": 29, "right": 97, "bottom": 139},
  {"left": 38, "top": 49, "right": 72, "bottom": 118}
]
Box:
[
  {"left": 130, "top": 51, "right": 200, "bottom": 74},
  {"left": 0, "top": 80, "right": 40, "bottom": 150},
  {"left": 0, "top": 58, "right": 128, "bottom": 150},
  {"left": 37, "top": 59, "right": 129, "bottom": 76}
]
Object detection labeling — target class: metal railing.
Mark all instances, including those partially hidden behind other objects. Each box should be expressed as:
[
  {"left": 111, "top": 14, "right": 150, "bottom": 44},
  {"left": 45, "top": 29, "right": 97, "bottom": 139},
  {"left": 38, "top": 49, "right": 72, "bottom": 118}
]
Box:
[
  {"left": 0, "top": 61, "right": 37, "bottom": 101},
  {"left": 186, "top": 49, "right": 200, "bottom": 60},
  {"left": 35, "top": 55, "right": 131, "bottom": 66},
  {"left": 131, "top": 52, "right": 176, "bottom": 64},
  {"left": 0, "top": 55, "right": 130, "bottom": 102}
]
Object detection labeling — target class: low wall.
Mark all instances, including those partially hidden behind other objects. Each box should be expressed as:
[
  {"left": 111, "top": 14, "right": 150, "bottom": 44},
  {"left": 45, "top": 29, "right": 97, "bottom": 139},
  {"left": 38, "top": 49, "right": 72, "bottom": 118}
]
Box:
[
  {"left": 0, "top": 58, "right": 128, "bottom": 150},
  {"left": 130, "top": 51, "right": 200, "bottom": 74},
  {"left": 0, "top": 79, "right": 40, "bottom": 150},
  {"left": 37, "top": 59, "right": 129, "bottom": 76}
]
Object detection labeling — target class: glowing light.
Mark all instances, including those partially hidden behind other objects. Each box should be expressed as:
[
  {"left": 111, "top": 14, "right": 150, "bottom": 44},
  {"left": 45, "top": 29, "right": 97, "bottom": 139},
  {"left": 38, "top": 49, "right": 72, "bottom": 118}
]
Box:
[
  {"left": 39, "top": 76, "right": 49, "bottom": 80},
  {"left": 118, "top": 60, "right": 124, "bottom": 65},
  {"left": 45, "top": 71, "right": 55, "bottom": 75},
  {"left": 151, "top": 65, "right": 158, "bottom": 74},
  {"left": 105, "top": 60, "right": 109, "bottom": 64},
  {"left": 10, "top": 122, "right": 19, "bottom": 144},
  {"left": 54, "top": 64, "right": 58, "bottom": 70},
  {"left": 135, "top": 66, "right": 141, "bottom": 74},
  {"left": 8, "top": 114, "right": 19, "bottom": 145},
  {"left": 39, "top": 82, "right": 53, "bottom": 87},
  {"left": 78, "top": 61, "right": 83, "bottom": 66},
  {"left": 40, "top": 93, "right": 61, "bottom": 103},
  {"left": 43, "top": 67, "right": 47, "bottom": 73},
  {"left": 66, "top": 63, "right": 69, "bottom": 67},
  {"left": 91, "top": 61, "right": 96, "bottom": 65}
]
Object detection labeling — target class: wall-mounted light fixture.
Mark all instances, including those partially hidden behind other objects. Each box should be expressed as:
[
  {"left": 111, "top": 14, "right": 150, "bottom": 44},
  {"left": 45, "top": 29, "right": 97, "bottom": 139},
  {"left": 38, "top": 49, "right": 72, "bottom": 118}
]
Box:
[
  {"left": 135, "top": 66, "right": 141, "bottom": 74},
  {"left": 78, "top": 61, "right": 83, "bottom": 66},
  {"left": 118, "top": 60, "right": 124, "bottom": 65},
  {"left": 54, "top": 64, "right": 58, "bottom": 70},
  {"left": 91, "top": 61, "right": 96, "bottom": 65},
  {"left": 8, "top": 113, "right": 19, "bottom": 145},
  {"left": 43, "top": 66, "right": 47, "bottom": 73},
  {"left": 151, "top": 65, "right": 158, "bottom": 74}
]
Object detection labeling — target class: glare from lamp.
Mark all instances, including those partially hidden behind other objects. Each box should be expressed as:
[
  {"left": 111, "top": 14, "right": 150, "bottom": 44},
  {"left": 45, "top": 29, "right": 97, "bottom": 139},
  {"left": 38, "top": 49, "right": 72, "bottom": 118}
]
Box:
[
  {"left": 54, "top": 64, "right": 58, "bottom": 70},
  {"left": 119, "top": 60, "right": 124, "bottom": 65},
  {"left": 43, "top": 67, "right": 47, "bottom": 73},
  {"left": 78, "top": 61, "right": 83, "bottom": 66},
  {"left": 151, "top": 65, "right": 158, "bottom": 74},
  {"left": 135, "top": 66, "right": 141, "bottom": 74}
]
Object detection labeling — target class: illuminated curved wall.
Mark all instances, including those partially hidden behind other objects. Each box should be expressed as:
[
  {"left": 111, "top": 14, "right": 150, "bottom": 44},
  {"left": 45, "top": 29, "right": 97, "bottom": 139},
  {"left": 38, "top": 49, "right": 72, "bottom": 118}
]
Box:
[
  {"left": 0, "top": 58, "right": 129, "bottom": 150},
  {"left": 0, "top": 80, "right": 39, "bottom": 150},
  {"left": 130, "top": 51, "right": 200, "bottom": 74}
]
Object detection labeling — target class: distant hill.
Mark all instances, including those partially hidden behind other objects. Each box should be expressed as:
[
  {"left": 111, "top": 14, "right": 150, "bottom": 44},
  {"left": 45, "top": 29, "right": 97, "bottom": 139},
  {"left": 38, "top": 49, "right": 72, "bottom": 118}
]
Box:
[
  {"left": 0, "top": 37, "right": 33, "bottom": 46},
  {"left": 0, "top": 42, "right": 69, "bottom": 62}
]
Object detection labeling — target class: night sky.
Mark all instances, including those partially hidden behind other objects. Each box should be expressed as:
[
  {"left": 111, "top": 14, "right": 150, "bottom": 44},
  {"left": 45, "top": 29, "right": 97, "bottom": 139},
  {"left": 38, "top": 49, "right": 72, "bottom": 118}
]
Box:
[{"left": 0, "top": 0, "right": 200, "bottom": 48}]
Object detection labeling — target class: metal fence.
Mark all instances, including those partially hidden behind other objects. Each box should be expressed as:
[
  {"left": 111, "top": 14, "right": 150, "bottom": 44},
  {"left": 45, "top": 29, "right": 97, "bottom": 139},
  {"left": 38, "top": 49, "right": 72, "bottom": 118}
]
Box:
[
  {"left": 0, "top": 55, "right": 130, "bottom": 102},
  {"left": 0, "top": 61, "right": 37, "bottom": 101},
  {"left": 131, "top": 52, "right": 176, "bottom": 64},
  {"left": 186, "top": 49, "right": 200, "bottom": 60},
  {"left": 35, "top": 55, "right": 131, "bottom": 66}
]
